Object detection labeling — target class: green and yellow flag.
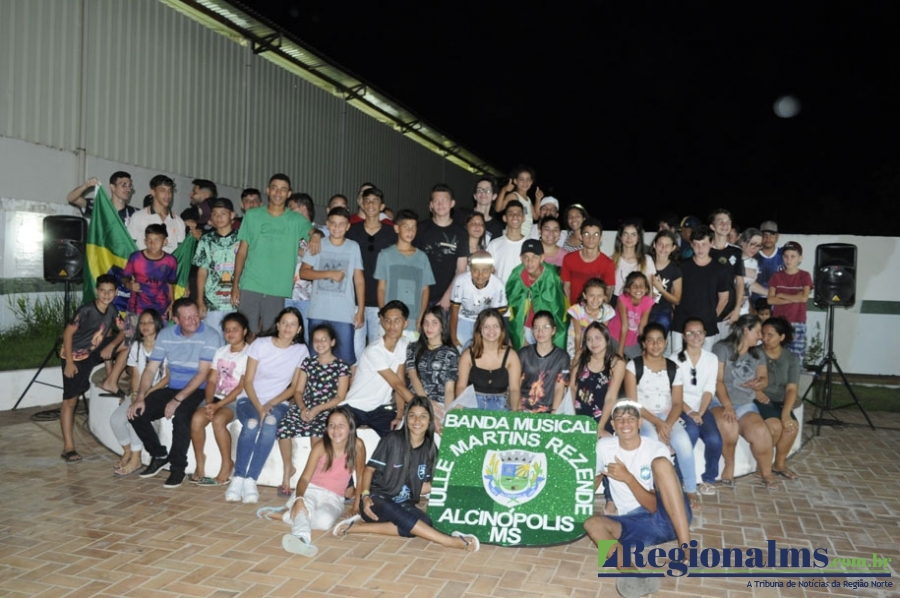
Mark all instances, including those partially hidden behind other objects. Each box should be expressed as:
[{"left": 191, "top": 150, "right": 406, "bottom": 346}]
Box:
[
  {"left": 82, "top": 186, "right": 137, "bottom": 304},
  {"left": 83, "top": 186, "right": 195, "bottom": 305},
  {"left": 171, "top": 231, "right": 196, "bottom": 300}
]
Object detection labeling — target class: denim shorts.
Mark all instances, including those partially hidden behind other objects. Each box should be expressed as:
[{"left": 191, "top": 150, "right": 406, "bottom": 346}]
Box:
[
  {"left": 476, "top": 393, "right": 509, "bottom": 411},
  {"left": 611, "top": 490, "right": 692, "bottom": 548},
  {"left": 709, "top": 397, "right": 759, "bottom": 420}
]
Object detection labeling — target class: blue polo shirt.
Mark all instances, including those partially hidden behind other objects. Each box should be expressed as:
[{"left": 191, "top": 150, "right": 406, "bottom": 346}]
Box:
[{"left": 149, "top": 322, "right": 222, "bottom": 389}]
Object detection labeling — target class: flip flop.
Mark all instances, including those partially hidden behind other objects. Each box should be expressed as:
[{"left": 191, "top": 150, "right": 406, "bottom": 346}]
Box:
[
  {"left": 717, "top": 478, "right": 736, "bottom": 488},
  {"left": 98, "top": 390, "right": 125, "bottom": 398},
  {"left": 256, "top": 506, "right": 287, "bottom": 520},
  {"left": 451, "top": 531, "right": 480, "bottom": 552},
  {"left": 277, "top": 485, "right": 292, "bottom": 498},
  {"left": 688, "top": 494, "right": 702, "bottom": 511},
  {"left": 113, "top": 463, "right": 141, "bottom": 477},
  {"left": 197, "top": 477, "right": 225, "bottom": 486},
  {"left": 61, "top": 450, "right": 82, "bottom": 463},
  {"left": 332, "top": 514, "right": 361, "bottom": 537},
  {"left": 762, "top": 477, "right": 780, "bottom": 490},
  {"left": 772, "top": 468, "right": 799, "bottom": 480},
  {"left": 697, "top": 482, "right": 717, "bottom": 496}
]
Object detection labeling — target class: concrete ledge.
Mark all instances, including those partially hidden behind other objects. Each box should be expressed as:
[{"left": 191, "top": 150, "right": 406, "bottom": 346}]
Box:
[
  {"left": 0, "top": 367, "right": 64, "bottom": 411},
  {"left": 87, "top": 385, "right": 384, "bottom": 489}
]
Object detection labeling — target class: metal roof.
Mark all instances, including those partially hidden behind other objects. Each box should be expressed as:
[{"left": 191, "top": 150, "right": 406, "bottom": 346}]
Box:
[{"left": 162, "top": 0, "right": 502, "bottom": 177}]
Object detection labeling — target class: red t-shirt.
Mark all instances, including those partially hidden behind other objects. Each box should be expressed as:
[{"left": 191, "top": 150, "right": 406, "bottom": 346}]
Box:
[
  {"left": 769, "top": 269, "right": 813, "bottom": 323},
  {"left": 561, "top": 251, "right": 616, "bottom": 305}
]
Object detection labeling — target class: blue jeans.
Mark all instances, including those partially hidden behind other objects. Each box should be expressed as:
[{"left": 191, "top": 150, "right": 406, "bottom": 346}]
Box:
[
  {"left": 476, "top": 393, "right": 509, "bottom": 411},
  {"left": 680, "top": 411, "right": 723, "bottom": 485},
  {"left": 640, "top": 417, "right": 698, "bottom": 493},
  {"left": 648, "top": 305, "right": 672, "bottom": 334},
  {"left": 354, "top": 306, "right": 383, "bottom": 361},
  {"left": 456, "top": 318, "right": 475, "bottom": 351},
  {"left": 234, "top": 398, "right": 290, "bottom": 480},
  {"left": 284, "top": 299, "right": 310, "bottom": 344},
  {"left": 308, "top": 318, "right": 356, "bottom": 365}
]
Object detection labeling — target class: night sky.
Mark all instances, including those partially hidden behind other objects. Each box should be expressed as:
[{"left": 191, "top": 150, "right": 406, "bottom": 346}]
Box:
[{"left": 231, "top": 1, "right": 900, "bottom": 236}]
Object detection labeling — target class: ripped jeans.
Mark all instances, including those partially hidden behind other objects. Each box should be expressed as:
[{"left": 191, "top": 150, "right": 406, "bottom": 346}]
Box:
[{"left": 234, "top": 398, "right": 290, "bottom": 481}]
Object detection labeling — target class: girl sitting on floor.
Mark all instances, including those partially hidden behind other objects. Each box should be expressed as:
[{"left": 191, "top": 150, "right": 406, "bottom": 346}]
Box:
[
  {"left": 331, "top": 396, "right": 480, "bottom": 552},
  {"left": 263, "top": 407, "right": 365, "bottom": 557}
]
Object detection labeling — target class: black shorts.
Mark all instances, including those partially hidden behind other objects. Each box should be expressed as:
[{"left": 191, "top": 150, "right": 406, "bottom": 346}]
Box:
[
  {"left": 61, "top": 338, "right": 116, "bottom": 400},
  {"left": 754, "top": 399, "right": 797, "bottom": 422}
]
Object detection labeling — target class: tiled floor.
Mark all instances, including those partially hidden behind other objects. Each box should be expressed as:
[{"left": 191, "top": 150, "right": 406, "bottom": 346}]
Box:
[{"left": 1, "top": 404, "right": 898, "bottom": 597}]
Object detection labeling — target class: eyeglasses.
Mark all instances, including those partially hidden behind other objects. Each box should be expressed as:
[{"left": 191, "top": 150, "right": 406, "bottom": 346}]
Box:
[
  {"left": 684, "top": 331, "right": 706, "bottom": 338},
  {"left": 690, "top": 367, "right": 697, "bottom": 386},
  {"left": 583, "top": 232, "right": 601, "bottom": 238},
  {"left": 475, "top": 187, "right": 493, "bottom": 194},
  {"left": 748, "top": 242, "right": 762, "bottom": 248},
  {"left": 534, "top": 324, "right": 554, "bottom": 331}
]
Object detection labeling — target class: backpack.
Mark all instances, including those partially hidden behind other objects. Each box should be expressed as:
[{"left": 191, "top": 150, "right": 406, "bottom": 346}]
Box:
[{"left": 632, "top": 356, "right": 677, "bottom": 388}]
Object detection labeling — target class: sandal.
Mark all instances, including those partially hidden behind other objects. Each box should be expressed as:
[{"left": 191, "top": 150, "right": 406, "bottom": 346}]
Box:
[
  {"left": 697, "top": 482, "right": 717, "bottom": 496},
  {"left": 332, "top": 514, "right": 361, "bottom": 537},
  {"left": 256, "top": 506, "right": 287, "bottom": 520},
  {"left": 762, "top": 477, "right": 780, "bottom": 490},
  {"left": 113, "top": 462, "right": 142, "bottom": 477},
  {"left": 688, "top": 493, "right": 702, "bottom": 511},
  {"left": 717, "top": 478, "right": 735, "bottom": 488},
  {"left": 197, "top": 477, "right": 225, "bottom": 486},
  {"left": 277, "top": 485, "right": 292, "bottom": 498},
  {"left": 452, "top": 531, "right": 480, "bottom": 552},
  {"left": 61, "top": 450, "right": 82, "bottom": 463},
  {"left": 772, "top": 468, "right": 799, "bottom": 480}
]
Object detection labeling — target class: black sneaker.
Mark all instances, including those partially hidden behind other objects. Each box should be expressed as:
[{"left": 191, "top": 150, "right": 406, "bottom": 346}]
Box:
[
  {"left": 163, "top": 470, "right": 185, "bottom": 489},
  {"left": 139, "top": 456, "right": 168, "bottom": 478}
]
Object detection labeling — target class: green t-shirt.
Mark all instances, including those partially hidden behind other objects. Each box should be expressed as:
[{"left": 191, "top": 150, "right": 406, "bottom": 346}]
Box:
[
  {"left": 762, "top": 348, "right": 800, "bottom": 404},
  {"left": 193, "top": 229, "right": 239, "bottom": 311},
  {"left": 237, "top": 208, "right": 312, "bottom": 297}
]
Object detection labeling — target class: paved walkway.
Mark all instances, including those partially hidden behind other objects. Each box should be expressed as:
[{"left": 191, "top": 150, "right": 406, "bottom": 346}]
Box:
[{"left": 1, "top": 406, "right": 897, "bottom": 597}]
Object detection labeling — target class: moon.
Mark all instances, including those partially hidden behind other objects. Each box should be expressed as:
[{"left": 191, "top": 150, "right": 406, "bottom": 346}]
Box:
[{"left": 774, "top": 96, "right": 801, "bottom": 118}]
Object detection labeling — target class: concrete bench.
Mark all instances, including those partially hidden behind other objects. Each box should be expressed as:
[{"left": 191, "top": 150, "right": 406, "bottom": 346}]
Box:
[
  {"left": 87, "top": 383, "right": 382, "bottom": 488},
  {"left": 88, "top": 370, "right": 804, "bottom": 488}
]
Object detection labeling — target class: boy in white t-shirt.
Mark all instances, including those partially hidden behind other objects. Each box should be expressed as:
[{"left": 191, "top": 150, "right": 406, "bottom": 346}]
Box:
[
  {"left": 449, "top": 251, "right": 507, "bottom": 350},
  {"left": 341, "top": 300, "right": 414, "bottom": 437},
  {"left": 585, "top": 400, "right": 692, "bottom": 595}
]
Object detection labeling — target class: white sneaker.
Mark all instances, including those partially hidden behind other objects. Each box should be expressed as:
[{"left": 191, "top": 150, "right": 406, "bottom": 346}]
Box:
[
  {"left": 282, "top": 533, "right": 318, "bottom": 557},
  {"left": 225, "top": 476, "right": 245, "bottom": 502},
  {"left": 242, "top": 478, "right": 259, "bottom": 504}
]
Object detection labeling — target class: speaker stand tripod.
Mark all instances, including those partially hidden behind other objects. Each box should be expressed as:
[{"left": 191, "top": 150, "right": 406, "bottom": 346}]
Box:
[
  {"left": 12, "top": 280, "right": 83, "bottom": 411},
  {"left": 801, "top": 304, "right": 874, "bottom": 436}
]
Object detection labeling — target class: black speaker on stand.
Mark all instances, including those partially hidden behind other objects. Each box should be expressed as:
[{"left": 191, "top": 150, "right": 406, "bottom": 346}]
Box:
[
  {"left": 814, "top": 243, "right": 856, "bottom": 308},
  {"left": 12, "top": 216, "right": 88, "bottom": 411},
  {"left": 801, "top": 243, "right": 873, "bottom": 434}
]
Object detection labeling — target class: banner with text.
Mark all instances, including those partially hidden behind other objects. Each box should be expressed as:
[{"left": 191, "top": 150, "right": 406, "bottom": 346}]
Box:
[{"left": 429, "top": 411, "right": 597, "bottom": 546}]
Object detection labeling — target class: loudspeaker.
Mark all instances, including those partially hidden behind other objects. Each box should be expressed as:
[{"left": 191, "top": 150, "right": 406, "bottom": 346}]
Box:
[
  {"left": 43, "top": 215, "right": 87, "bottom": 283},
  {"left": 814, "top": 243, "right": 856, "bottom": 308}
]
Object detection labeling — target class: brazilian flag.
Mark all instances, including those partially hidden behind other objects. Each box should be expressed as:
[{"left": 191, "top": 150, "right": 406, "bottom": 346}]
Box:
[
  {"left": 83, "top": 185, "right": 195, "bottom": 305},
  {"left": 82, "top": 186, "right": 137, "bottom": 305}
]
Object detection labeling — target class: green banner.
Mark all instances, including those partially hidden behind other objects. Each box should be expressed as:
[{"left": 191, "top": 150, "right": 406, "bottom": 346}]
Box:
[{"left": 429, "top": 411, "right": 597, "bottom": 547}]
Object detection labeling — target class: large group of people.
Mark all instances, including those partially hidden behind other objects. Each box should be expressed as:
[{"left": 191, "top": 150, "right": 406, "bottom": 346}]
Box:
[{"left": 58, "top": 166, "right": 809, "bottom": 583}]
